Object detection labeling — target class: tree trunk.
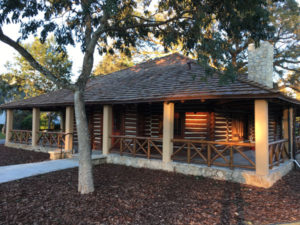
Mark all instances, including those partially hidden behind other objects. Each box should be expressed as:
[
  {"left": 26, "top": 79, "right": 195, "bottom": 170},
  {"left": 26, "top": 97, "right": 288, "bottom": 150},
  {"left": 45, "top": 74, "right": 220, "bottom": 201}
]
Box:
[{"left": 74, "top": 90, "right": 94, "bottom": 194}]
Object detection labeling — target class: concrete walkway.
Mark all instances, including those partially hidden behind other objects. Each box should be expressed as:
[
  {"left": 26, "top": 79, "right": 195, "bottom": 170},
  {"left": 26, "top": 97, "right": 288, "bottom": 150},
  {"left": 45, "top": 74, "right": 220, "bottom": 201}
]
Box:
[
  {"left": 0, "top": 139, "right": 5, "bottom": 144},
  {"left": 0, "top": 158, "right": 79, "bottom": 184}
]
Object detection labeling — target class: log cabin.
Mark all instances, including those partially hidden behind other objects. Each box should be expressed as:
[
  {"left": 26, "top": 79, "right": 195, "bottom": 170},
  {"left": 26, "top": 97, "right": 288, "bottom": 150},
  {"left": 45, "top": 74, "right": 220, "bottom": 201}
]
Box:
[{"left": 1, "top": 42, "right": 300, "bottom": 187}]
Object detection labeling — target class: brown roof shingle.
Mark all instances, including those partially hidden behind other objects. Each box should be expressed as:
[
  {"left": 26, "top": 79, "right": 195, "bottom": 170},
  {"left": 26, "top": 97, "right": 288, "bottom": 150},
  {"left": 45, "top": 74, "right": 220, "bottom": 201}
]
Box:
[{"left": 1, "top": 53, "right": 299, "bottom": 109}]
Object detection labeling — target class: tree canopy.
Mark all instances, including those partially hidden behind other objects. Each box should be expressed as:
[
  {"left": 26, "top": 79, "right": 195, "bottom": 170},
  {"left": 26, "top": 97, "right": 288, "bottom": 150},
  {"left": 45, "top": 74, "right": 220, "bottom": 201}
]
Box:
[
  {"left": 93, "top": 51, "right": 134, "bottom": 76},
  {"left": 195, "top": 0, "right": 300, "bottom": 85},
  {"left": 1, "top": 36, "right": 72, "bottom": 99}
]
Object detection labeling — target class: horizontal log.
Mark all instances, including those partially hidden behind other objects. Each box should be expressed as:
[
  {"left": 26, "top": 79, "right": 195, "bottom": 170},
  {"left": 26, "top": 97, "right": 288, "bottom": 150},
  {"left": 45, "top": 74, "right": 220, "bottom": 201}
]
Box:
[
  {"left": 184, "top": 134, "right": 209, "bottom": 138},
  {"left": 184, "top": 128, "right": 209, "bottom": 132}
]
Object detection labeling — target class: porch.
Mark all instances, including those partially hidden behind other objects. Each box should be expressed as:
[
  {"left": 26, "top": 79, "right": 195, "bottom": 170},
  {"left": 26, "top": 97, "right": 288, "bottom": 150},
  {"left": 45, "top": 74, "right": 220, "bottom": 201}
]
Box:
[
  {"left": 3, "top": 98, "right": 298, "bottom": 187},
  {"left": 5, "top": 106, "right": 74, "bottom": 159}
]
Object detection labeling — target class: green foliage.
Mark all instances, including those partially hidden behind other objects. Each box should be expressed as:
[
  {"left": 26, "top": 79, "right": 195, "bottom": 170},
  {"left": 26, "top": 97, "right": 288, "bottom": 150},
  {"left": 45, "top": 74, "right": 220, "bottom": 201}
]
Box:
[
  {"left": 0, "top": 76, "right": 21, "bottom": 112},
  {"left": 1, "top": 36, "right": 72, "bottom": 99},
  {"left": 12, "top": 110, "right": 31, "bottom": 130},
  {"left": 0, "top": 131, "right": 5, "bottom": 139},
  {"left": 93, "top": 52, "right": 134, "bottom": 76},
  {"left": 271, "top": 0, "right": 300, "bottom": 75},
  {"left": 194, "top": 0, "right": 299, "bottom": 85},
  {"left": 271, "top": 0, "right": 300, "bottom": 93},
  {"left": 21, "top": 114, "right": 32, "bottom": 130}
]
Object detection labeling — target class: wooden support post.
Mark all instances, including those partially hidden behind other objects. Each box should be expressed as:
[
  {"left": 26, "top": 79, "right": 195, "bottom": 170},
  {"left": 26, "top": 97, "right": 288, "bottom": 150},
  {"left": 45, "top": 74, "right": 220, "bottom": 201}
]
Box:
[
  {"left": 102, "top": 105, "right": 112, "bottom": 155},
  {"left": 162, "top": 102, "right": 174, "bottom": 163},
  {"left": 255, "top": 100, "right": 269, "bottom": 176},
  {"left": 59, "top": 111, "right": 65, "bottom": 131},
  {"left": 282, "top": 108, "right": 289, "bottom": 155},
  {"left": 32, "top": 108, "right": 40, "bottom": 147},
  {"left": 289, "top": 107, "right": 294, "bottom": 159},
  {"left": 65, "top": 106, "right": 74, "bottom": 151},
  {"left": 5, "top": 109, "right": 13, "bottom": 144}
]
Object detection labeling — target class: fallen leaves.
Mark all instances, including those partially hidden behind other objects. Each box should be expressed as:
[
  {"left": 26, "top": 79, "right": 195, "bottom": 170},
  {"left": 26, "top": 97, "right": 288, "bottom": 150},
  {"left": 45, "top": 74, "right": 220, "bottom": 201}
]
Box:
[
  {"left": 0, "top": 145, "right": 50, "bottom": 166},
  {"left": 0, "top": 164, "right": 299, "bottom": 224}
]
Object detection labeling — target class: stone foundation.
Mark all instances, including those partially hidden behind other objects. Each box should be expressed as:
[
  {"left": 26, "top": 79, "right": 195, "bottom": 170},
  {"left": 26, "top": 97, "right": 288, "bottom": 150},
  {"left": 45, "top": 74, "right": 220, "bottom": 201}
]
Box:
[
  {"left": 106, "top": 154, "right": 294, "bottom": 188},
  {"left": 91, "top": 155, "right": 107, "bottom": 165}
]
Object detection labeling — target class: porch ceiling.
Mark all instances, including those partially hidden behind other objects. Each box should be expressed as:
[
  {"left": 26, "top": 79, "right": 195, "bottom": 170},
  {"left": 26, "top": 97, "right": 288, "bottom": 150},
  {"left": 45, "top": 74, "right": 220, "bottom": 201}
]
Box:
[{"left": 1, "top": 53, "right": 299, "bottom": 110}]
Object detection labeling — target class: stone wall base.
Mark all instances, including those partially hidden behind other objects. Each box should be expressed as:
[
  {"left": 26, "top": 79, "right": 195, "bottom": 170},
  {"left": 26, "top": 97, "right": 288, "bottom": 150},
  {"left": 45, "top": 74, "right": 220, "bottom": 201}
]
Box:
[
  {"left": 5, "top": 142, "right": 72, "bottom": 160},
  {"left": 106, "top": 154, "right": 294, "bottom": 188},
  {"left": 91, "top": 155, "right": 107, "bottom": 165}
]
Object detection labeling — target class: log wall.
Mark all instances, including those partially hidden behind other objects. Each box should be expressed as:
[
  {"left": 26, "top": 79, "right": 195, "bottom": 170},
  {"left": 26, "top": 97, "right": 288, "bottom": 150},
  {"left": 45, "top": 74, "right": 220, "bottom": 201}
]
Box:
[
  {"left": 184, "top": 112, "right": 210, "bottom": 140},
  {"left": 89, "top": 107, "right": 103, "bottom": 150},
  {"left": 81, "top": 103, "right": 283, "bottom": 151}
]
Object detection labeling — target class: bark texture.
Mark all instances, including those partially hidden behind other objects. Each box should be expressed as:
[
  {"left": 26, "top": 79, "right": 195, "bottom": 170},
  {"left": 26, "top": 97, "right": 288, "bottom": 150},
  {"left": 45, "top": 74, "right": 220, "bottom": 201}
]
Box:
[{"left": 74, "top": 90, "right": 94, "bottom": 194}]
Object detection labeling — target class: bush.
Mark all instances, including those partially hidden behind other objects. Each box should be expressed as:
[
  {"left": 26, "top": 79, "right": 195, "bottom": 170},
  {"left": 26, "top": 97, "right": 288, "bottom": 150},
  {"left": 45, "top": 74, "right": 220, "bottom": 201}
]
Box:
[{"left": 21, "top": 114, "right": 32, "bottom": 130}]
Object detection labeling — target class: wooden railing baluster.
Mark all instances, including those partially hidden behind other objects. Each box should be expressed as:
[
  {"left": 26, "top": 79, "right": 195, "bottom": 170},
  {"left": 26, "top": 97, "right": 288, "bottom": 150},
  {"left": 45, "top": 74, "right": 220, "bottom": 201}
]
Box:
[
  {"left": 109, "top": 135, "right": 162, "bottom": 159},
  {"left": 120, "top": 138, "right": 123, "bottom": 155},
  {"left": 268, "top": 139, "right": 289, "bottom": 168},
  {"left": 133, "top": 138, "right": 136, "bottom": 157},
  {"left": 108, "top": 136, "right": 288, "bottom": 170},
  {"left": 147, "top": 138, "right": 150, "bottom": 159},
  {"left": 9, "top": 130, "right": 32, "bottom": 145},
  {"left": 230, "top": 146, "right": 233, "bottom": 170},
  {"left": 187, "top": 142, "right": 191, "bottom": 164},
  {"left": 207, "top": 144, "right": 211, "bottom": 167},
  {"left": 172, "top": 139, "right": 255, "bottom": 170}
]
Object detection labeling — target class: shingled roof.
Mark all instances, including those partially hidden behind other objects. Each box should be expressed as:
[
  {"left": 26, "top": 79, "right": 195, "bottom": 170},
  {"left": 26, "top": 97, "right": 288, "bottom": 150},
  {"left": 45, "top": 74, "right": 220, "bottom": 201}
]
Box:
[{"left": 1, "top": 53, "right": 299, "bottom": 109}]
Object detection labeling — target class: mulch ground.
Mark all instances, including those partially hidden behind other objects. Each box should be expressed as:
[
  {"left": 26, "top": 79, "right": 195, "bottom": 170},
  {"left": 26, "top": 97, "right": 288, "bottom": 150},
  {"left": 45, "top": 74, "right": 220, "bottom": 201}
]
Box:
[
  {"left": 0, "top": 164, "right": 299, "bottom": 225},
  {"left": 0, "top": 145, "right": 50, "bottom": 166}
]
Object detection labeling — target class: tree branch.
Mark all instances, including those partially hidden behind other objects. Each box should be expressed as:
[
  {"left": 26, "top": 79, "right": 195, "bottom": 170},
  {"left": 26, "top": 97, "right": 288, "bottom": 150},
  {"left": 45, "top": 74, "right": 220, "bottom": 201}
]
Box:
[
  {"left": 274, "top": 63, "right": 299, "bottom": 72},
  {"left": 0, "top": 28, "right": 76, "bottom": 91},
  {"left": 76, "top": 5, "right": 108, "bottom": 90},
  {"left": 275, "top": 59, "right": 300, "bottom": 64}
]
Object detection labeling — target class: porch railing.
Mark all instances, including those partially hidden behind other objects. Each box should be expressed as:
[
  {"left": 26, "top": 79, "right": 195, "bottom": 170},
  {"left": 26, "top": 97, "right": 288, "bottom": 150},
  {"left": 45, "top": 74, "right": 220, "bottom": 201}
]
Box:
[
  {"left": 172, "top": 139, "right": 256, "bottom": 170},
  {"left": 268, "top": 139, "right": 289, "bottom": 169},
  {"left": 110, "top": 135, "right": 163, "bottom": 159},
  {"left": 9, "top": 130, "right": 32, "bottom": 145},
  {"left": 296, "top": 136, "right": 300, "bottom": 155},
  {"left": 37, "top": 131, "right": 67, "bottom": 148}
]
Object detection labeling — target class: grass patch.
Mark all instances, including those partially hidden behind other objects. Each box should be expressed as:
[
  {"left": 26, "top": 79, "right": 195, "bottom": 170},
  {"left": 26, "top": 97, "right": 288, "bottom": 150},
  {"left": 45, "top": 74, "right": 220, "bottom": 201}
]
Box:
[{"left": 0, "top": 132, "right": 5, "bottom": 139}]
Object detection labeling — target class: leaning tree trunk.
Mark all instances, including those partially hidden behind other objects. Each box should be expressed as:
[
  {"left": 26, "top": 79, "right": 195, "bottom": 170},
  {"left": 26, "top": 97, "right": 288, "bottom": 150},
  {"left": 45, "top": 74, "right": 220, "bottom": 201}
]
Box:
[{"left": 74, "top": 90, "right": 94, "bottom": 194}]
